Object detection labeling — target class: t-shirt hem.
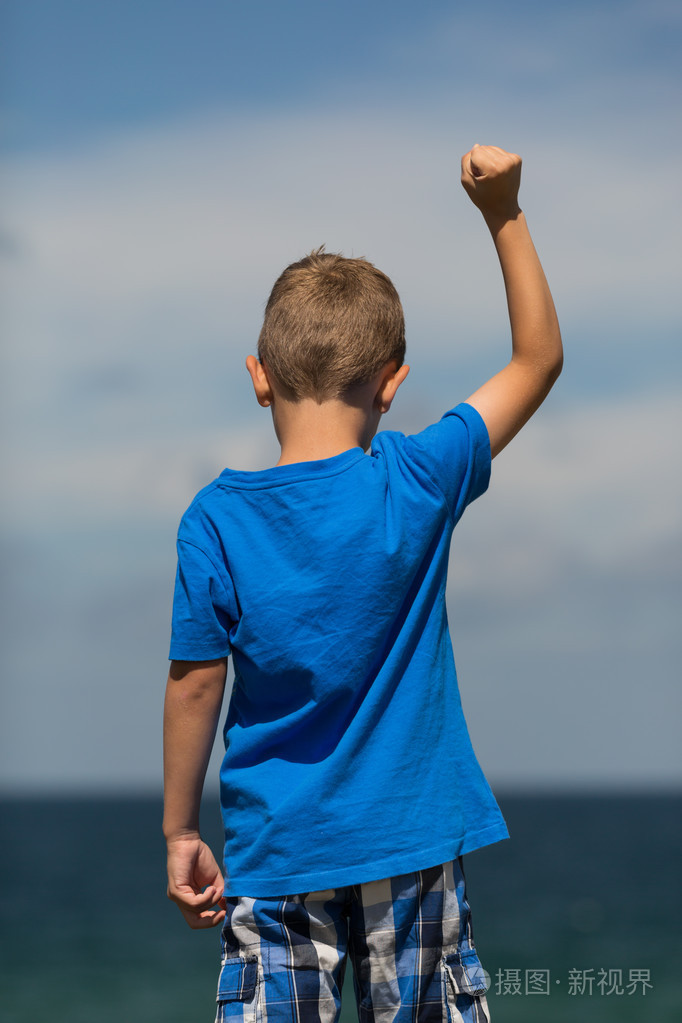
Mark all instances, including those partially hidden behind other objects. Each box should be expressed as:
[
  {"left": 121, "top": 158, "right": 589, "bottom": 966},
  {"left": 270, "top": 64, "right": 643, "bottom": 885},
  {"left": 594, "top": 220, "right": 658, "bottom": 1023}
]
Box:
[
  {"left": 169, "top": 645, "right": 230, "bottom": 661},
  {"left": 224, "top": 820, "right": 509, "bottom": 897}
]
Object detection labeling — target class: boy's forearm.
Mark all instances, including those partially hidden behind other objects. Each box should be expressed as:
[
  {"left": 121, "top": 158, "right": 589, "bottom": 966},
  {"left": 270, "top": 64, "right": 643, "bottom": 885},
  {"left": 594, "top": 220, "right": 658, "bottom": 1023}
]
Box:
[
  {"left": 162, "top": 659, "right": 227, "bottom": 841},
  {"left": 487, "top": 211, "right": 563, "bottom": 379}
]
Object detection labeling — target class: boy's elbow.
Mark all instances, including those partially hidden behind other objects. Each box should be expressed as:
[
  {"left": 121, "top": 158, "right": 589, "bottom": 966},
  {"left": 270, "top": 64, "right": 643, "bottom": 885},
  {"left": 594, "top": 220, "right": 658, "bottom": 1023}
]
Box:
[
  {"left": 167, "top": 659, "right": 228, "bottom": 704},
  {"left": 541, "top": 331, "right": 564, "bottom": 388},
  {"left": 530, "top": 347, "right": 563, "bottom": 407},
  {"left": 548, "top": 349, "right": 563, "bottom": 385}
]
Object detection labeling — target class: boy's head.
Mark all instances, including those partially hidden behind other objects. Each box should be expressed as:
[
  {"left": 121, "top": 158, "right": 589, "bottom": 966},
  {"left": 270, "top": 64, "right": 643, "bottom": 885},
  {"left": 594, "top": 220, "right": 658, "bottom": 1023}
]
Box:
[{"left": 257, "top": 247, "right": 406, "bottom": 402}]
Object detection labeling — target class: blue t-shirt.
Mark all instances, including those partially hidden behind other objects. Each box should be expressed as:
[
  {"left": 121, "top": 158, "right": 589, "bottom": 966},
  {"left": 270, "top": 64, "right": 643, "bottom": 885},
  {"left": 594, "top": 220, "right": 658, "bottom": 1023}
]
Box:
[{"left": 170, "top": 402, "right": 508, "bottom": 895}]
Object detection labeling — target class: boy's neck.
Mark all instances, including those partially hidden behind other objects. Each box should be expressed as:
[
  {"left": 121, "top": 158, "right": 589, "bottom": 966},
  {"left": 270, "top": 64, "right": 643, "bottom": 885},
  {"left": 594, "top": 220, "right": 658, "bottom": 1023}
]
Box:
[
  {"left": 273, "top": 392, "right": 381, "bottom": 466},
  {"left": 245, "top": 357, "right": 410, "bottom": 467}
]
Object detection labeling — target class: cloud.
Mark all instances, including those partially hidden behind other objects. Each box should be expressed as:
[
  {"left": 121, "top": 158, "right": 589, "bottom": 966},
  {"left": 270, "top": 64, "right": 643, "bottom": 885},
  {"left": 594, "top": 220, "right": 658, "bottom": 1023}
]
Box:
[
  {"left": 2, "top": 105, "right": 680, "bottom": 606},
  {"left": 451, "top": 391, "right": 681, "bottom": 590},
  {"left": 1, "top": 98, "right": 678, "bottom": 504},
  {"left": 3, "top": 97, "right": 680, "bottom": 358},
  {"left": 1, "top": 100, "right": 679, "bottom": 522},
  {"left": 1, "top": 25, "right": 680, "bottom": 790}
]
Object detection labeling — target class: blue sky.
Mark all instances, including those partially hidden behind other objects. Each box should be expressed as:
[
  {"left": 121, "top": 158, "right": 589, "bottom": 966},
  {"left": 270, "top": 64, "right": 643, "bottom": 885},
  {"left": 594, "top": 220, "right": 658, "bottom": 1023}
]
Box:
[{"left": 1, "top": 0, "right": 680, "bottom": 793}]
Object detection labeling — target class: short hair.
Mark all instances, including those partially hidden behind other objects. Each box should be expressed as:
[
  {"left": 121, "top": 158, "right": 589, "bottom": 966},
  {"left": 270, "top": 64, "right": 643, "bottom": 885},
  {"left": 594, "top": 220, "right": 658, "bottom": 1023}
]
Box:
[{"left": 257, "top": 247, "right": 406, "bottom": 401}]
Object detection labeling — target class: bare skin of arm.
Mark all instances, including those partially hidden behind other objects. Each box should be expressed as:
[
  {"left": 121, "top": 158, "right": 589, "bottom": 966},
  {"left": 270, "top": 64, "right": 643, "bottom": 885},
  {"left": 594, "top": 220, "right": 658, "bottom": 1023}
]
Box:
[
  {"left": 163, "top": 658, "right": 227, "bottom": 929},
  {"left": 461, "top": 145, "right": 563, "bottom": 457}
]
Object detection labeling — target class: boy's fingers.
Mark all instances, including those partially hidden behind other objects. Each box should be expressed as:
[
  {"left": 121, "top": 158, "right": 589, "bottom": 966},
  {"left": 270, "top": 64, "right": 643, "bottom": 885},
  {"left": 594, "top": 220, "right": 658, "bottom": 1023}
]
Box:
[
  {"left": 462, "top": 146, "right": 494, "bottom": 181},
  {"left": 462, "top": 144, "right": 521, "bottom": 180},
  {"left": 178, "top": 904, "right": 227, "bottom": 930},
  {"left": 168, "top": 883, "right": 222, "bottom": 911},
  {"left": 169, "top": 882, "right": 227, "bottom": 927},
  {"left": 461, "top": 151, "right": 479, "bottom": 182}
]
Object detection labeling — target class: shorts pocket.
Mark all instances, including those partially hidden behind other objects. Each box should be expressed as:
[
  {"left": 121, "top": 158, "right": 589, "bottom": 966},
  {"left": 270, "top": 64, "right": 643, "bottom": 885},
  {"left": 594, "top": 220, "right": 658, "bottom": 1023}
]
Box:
[
  {"left": 442, "top": 946, "right": 490, "bottom": 1022},
  {"left": 216, "top": 956, "right": 259, "bottom": 1022}
]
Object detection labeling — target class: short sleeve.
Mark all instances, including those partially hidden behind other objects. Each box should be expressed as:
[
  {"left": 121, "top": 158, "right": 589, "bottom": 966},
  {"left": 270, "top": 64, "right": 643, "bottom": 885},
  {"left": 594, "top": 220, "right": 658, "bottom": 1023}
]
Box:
[
  {"left": 169, "top": 539, "right": 233, "bottom": 661},
  {"left": 399, "top": 402, "right": 491, "bottom": 523}
]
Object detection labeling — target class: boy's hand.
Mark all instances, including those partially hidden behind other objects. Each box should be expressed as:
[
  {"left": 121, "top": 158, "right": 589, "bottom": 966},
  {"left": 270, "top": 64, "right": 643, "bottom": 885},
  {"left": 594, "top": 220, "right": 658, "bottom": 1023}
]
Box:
[
  {"left": 461, "top": 144, "right": 522, "bottom": 225},
  {"left": 166, "top": 834, "right": 227, "bottom": 929}
]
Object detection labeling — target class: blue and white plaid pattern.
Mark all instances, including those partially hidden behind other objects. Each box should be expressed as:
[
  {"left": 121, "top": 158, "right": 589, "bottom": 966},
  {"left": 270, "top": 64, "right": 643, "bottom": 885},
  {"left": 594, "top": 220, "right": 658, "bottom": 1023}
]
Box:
[{"left": 216, "top": 860, "right": 491, "bottom": 1022}]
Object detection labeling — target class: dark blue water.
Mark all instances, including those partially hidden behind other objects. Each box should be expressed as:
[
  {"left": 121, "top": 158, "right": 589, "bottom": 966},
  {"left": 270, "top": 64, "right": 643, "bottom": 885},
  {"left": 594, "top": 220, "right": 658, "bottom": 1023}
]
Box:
[{"left": 0, "top": 793, "right": 679, "bottom": 1022}]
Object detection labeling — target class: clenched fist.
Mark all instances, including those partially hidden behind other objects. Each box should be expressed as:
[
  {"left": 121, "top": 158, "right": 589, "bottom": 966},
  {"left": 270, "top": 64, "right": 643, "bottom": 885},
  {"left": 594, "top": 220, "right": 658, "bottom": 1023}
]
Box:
[{"left": 461, "top": 144, "right": 522, "bottom": 224}]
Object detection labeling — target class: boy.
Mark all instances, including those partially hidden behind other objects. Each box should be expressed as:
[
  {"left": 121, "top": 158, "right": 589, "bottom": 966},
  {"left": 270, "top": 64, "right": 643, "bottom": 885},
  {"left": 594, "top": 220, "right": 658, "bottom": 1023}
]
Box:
[{"left": 163, "top": 144, "right": 562, "bottom": 1022}]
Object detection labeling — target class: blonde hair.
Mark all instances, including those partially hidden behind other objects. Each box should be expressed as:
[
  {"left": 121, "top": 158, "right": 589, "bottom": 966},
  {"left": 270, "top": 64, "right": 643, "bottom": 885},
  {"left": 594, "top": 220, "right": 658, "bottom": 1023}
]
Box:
[{"left": 257, "top": 247, "right": 405, "bottom": 401}]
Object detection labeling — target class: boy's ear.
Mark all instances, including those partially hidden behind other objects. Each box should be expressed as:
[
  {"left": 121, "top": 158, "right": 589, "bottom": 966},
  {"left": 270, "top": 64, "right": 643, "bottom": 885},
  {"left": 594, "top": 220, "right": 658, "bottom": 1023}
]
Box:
[
  {"left": 245, "top": 355, "right": 274, "bottom": 407},
  {"left": 376, "top": 363, "right": 410, "bottom": 414}
]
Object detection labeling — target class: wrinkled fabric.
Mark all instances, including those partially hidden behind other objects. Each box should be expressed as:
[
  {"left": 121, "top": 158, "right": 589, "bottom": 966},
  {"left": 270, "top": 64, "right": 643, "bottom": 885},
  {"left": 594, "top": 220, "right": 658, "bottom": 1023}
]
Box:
[{"left": 171, "top": 403, "right": 508, "bottom": 895}]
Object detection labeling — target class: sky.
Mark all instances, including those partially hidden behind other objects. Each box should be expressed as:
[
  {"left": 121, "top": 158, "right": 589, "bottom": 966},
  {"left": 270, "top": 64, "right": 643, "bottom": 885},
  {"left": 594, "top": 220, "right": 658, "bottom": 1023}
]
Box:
[{"left": 1, "top": 0, "right": 680, "bottom": 794}]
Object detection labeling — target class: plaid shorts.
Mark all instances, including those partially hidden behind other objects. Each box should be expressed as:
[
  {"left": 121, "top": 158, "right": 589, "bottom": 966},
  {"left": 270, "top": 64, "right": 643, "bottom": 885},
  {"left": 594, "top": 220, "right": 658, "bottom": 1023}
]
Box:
[{"left": 215, "top": 859, "right": 491, "bottom": 1022}]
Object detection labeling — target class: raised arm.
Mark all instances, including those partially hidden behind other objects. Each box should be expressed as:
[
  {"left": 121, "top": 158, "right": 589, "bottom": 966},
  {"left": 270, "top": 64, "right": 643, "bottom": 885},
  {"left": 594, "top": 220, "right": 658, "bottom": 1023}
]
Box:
[
  {"left": 163, "top": 657, "right": 227, "bottom": 928},
  {"left": 461, "top": 145, "right": 563, "bottom": 458}
]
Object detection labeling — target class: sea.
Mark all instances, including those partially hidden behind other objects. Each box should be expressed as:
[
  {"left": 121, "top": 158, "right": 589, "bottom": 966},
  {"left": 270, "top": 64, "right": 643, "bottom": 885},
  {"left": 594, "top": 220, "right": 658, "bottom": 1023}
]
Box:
[{"left": 0, "top": 792, "right": 679, "bottom": 1022}]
